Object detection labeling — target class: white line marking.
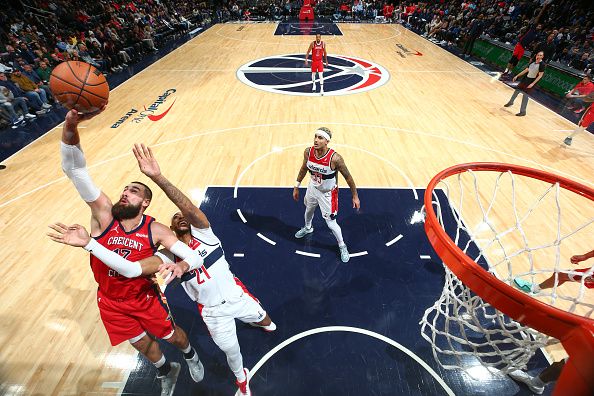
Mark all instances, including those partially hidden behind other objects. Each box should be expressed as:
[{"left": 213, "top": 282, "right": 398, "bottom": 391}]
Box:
[
  {"left": 385, "top": 234, "right": 404, "bottom": 246},
  {"left": 420, "top": 255, "right": 431, "bottom": 259},
  {"left": 295, "top": 250, "right": 321, "bottom": 258},
  {"left": 236, "top": 208, "right": 247, "bottom": 223},
  {"left": 233, "top": 253, "right": 245, "bottom": 257},
  {"left": 257, "top": 233, "right": 276, "bottom": 245},
  {"left": 234, "top": 141, "right": 417, "bottom": 201},
  {"left": 101, "top": 382, "right": 123, "bottom": 389},
  {"left": 349, "top": 251, "right": 368, "bottom": 257},
  {"left": 3, "top": 120, "right": 592, "bottom": 208},
  {"left": 248, "top": 326, "right": 455, "bottom": 396}
]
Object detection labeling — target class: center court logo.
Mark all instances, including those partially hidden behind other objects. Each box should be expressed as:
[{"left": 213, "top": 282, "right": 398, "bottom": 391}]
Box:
[
  {"left": 111, "top": 89, "right": 176, "bottom": 128},
  {"left": 236, "top": 54, "right": 389, "bottom": 96}
]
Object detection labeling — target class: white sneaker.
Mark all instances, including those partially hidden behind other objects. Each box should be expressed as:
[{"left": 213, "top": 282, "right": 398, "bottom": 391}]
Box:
[
  {"left": 25, "top": 113, "right": 36, "bottom": 119},
  {"left": 508, "top": 369, "right": 545, "bottom": 394},
  {"left": 235, "top": 368, "right": 251, "bottom": 396},
  {"left": 320, "top": 86, "right": 324, "bottom": 96},
  {"left": 311, "top": 84, "right": 316, "bottom": 91},
  {"left": 249, "top": 321, "right": 277, "bottom": 332},
  {"left": 339, "top": 244, "right": 350, "bottom": 263},
  {"left": 295, "top": 226, "right": 313, "bottom": 238},
  {"left": 158, "top": 362, "right": 181, "bottom": 396},
  {"left": 16, "top": 115, "right": 24, "bottom": 122},
  {"left": 186, "top": 355, "right": 205, "bottom": 382},
  {"left": 42, "top": 103, "right": 52, "bottom": 109}
]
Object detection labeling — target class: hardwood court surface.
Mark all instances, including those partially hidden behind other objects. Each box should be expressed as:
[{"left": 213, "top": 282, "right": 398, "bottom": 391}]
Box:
[{"left": 0, "top": 23, "right": 592, "bottom": 395}]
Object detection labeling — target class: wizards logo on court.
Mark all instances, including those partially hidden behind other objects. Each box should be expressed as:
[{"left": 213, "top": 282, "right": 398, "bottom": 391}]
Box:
[{"left": 236, "top": 54, "right": 389, "bottom": 96}]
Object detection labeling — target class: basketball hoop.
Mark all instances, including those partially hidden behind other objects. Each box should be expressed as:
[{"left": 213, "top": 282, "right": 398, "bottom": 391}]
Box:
[{"left": 420, "top": 162, "right": 594, "bottom": 396}]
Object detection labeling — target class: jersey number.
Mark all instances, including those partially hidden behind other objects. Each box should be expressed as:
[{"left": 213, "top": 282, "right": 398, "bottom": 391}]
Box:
[
  {"left": 113, "top": 248, "right": 131, "bottom": 259},
  {"left": 312, "top": 172, "right": 323, "bottom": 184},
  {"left": 196, "top": 265, "right": 212, "bottom": 284}
]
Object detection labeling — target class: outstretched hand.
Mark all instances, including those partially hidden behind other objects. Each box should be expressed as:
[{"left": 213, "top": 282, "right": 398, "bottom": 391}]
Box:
[
  {"left": 158, "top": 261, "right": 190, "bottom": 285},
  {"left": 64, "top": 104, "right": 107, "bottom": 125},
  {"left": 133, "top": 143, "right": 161, "bottom": 178},
  {"left": 47, "top": 222, "right": 92, "bottom": 247},
  {"left": 352, "top": 196, "right": 360, "bottom": 210}
]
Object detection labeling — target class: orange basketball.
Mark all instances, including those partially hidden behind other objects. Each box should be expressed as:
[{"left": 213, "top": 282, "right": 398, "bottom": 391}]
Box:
[{"left": 49, "top": 61, "right": 109, "bottom": 113}]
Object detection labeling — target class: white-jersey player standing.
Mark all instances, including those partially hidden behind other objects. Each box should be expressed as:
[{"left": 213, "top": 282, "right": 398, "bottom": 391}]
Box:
[{"left": 293, "top": 127, "right": 360, "bottom": 262}]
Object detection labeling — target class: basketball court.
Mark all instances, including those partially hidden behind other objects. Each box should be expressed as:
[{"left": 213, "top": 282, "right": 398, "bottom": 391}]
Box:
[{"left": 0, "top": 22, "right": 592, "bottom": 395}]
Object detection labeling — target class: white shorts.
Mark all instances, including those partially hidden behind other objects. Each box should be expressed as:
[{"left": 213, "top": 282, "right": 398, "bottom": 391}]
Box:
[
  {"left": 199, "top": 278, "right": 266, "bottom": 347},
  {"left": 304, "top": 184, "right": 338, "bottom": 220}
]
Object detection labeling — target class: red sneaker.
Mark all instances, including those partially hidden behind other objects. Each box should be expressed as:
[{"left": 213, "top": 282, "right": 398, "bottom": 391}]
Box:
[{"left": 235, "top": 368, "right": 251, "bottom": 396}]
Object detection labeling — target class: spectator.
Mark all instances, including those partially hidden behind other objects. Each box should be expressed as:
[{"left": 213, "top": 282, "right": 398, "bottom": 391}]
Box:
[
  {"left": 36, "top": 61, "right": 52, "bottom": 85},
  {"left": 0, "top": 72, "right": 39, "bottom": 118},
  {"left": 21, "top": 63, "right": 53, "bottom": 103},
  {"left": 462, "top": 14, "right": 485, "bottom": 57},
  {"left": 8, "top": 69, "right": 51, "bottom": 111}
]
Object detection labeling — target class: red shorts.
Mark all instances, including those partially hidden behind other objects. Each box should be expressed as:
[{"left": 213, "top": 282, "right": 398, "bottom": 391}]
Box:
[
  {"left": 97, "top": 288, "right": 175, "bottom": 346},
  {"left": 570, "top": 268, "right": 594, "bottom": 289},
  {"left": 579, "top": 105, "right": 594, "bottom": 128},
  {"left": 512, "top": 43, "right": 525, "bottom": 60},
  {"left": 311, "top": 61, "right": 324, "bottom": 73}
]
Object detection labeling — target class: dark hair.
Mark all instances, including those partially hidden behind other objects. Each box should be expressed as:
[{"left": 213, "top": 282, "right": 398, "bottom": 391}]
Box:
[{"left": 131, "top": 181, "right": 153, "bottom": 201}]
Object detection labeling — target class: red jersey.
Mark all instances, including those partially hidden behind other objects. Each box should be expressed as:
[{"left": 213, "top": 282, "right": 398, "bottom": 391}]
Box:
[
  {"left": 312, "top": 41, "right": 325, "bottom": 62},
  {"left": 91, "top": 215, "right": 157, "bottom": 300}
]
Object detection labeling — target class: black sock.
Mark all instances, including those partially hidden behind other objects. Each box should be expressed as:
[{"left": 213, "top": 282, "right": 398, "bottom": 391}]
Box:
[
  {"left": 157, "top": 361, "right": 171, "bottom": 377},
  {"left": 184, "top": 348, "right": 195, "bottom": 360}
]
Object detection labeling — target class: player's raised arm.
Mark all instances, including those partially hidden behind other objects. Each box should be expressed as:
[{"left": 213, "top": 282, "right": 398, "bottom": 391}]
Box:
[
  {"left": 332, "top": 153, "right": 360, "bottom": 209},
  {"left": 61, "top": 107, "right": 112, "bottom": 235},
  {"left": 293, "top": 147, "right": 309, "bottom": 201},
  {"left": 133, "top": 143, "right": 209, "bottom": 229}
]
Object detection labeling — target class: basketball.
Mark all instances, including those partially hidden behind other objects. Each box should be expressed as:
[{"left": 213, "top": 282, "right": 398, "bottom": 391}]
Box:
[{"left": 49, "top": 61, "right": 109, "bottom": 113}]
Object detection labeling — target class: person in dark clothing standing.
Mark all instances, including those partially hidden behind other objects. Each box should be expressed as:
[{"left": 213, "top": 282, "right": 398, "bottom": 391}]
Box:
[
  {"left": 504, "top": 51, "right": 546, "bottom": 116},
  {"left": 533, "top": 32, "right": 557, "bottom": 64},
  {"left": 462, "top": 14, "right": 485, "bottom": 58}
]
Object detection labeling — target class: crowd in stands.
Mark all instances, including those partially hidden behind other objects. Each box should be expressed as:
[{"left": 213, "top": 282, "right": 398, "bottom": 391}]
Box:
[
  {"left": 1, "top": 0, "right": 592, "bottom": 130},
  {"left": 0, "top": 0, "right": 213, "bottom": 129}
]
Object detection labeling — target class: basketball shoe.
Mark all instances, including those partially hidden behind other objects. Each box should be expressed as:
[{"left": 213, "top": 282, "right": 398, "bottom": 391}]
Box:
[
  {"left": 186, "top": 354, "right": 205, "bottom": 382},
  {"left": 235, "top": 368, "right": 251, "bottom": 396},
  {"left": 295, "top": 226, "right": 314, "bottom": 238},
  {"left": 249, "top": 321, "right": 277, "bottom": 332},
  {"left": 158, "top": 362, "right": 181, "bottom": 396},
  {"left": 339, "top": 244, "right": 350, "bottom": 263},
  {"left": 513, "top": 278, "right": 538, "bottom": 294}
]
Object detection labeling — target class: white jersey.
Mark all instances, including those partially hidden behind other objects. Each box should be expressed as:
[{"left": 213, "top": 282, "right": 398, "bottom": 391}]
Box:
[
  {"left": 306, "top": 146, "right": 337, "bottom": 193},
  {"left": 170, "top": 226, "right": 242, "bottom": 307}
]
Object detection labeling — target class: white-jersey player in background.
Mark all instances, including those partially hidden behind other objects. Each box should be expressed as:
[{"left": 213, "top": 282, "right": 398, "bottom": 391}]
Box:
[
  {"left": 293, "top": 127, "right": 360, "bottom": 262},
  {"left": 50, "top": 144, "right": 276, "bottom": 396}
]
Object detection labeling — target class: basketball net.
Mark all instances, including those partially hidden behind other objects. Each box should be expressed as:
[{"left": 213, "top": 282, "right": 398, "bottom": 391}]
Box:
[{"left": 419, "top": 166, "right": 594, "bottom": 377}]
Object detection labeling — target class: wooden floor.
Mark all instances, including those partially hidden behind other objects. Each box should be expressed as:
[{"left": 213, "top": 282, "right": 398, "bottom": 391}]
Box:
[{"left": 0, "top": 23, "right": 592, "bottom": 395}]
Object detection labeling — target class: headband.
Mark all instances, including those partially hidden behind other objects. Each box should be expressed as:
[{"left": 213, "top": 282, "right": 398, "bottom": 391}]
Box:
[{"left": 315, "top": 129, "right": 331, "bottom": 141}]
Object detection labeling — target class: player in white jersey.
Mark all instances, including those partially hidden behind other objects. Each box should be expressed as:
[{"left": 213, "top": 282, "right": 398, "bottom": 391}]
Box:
[
  {"left": 51, "top": 144, "right": 275, "bottom": 396},
  {"left": 293, "top": 127, "right": 360, "bottom": 262}
]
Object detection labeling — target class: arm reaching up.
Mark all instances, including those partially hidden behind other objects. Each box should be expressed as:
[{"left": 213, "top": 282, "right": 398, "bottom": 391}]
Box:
[{"left": 133, "top": 143, "right": 209, "bottom": 229}]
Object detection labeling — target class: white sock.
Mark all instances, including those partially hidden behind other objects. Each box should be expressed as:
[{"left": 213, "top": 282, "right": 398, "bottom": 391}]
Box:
[
  {"left": 311, "top": 73, "right": 316, "bottom": 85},
  {"left": 304, "top": 205, "right": 316, "bottom": 229},
  {"left": 325, "top": 218, "right": 344, "bottom": 245}
]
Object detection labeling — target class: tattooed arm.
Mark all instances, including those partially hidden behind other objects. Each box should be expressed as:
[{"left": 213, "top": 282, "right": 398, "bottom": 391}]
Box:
[
  {"left": 332, "top": 153, "right": 360, "bottom": 209},
  {"left": 133, "top": 143, "right": 210, "bottom": 229}
]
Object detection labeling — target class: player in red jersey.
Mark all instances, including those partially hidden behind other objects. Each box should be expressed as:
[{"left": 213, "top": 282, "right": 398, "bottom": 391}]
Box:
[
  {"left": 292, "top": 127, "right": 360, "bottom": 262},
  {"left": 52, "top": 108, "right": 206, "bottom": 396},
  {"left": 50, "top": 142, "right": 276, "bottom": 396},
  {"left": 304, "top": 33, "right": 328, "bottom": 95}
]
